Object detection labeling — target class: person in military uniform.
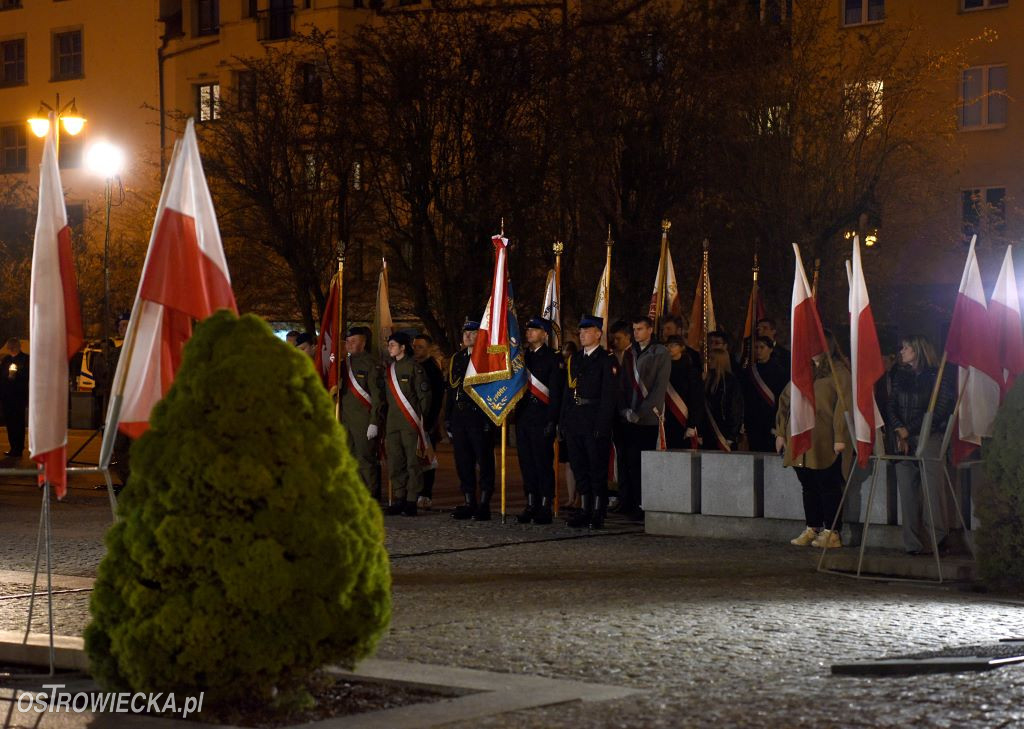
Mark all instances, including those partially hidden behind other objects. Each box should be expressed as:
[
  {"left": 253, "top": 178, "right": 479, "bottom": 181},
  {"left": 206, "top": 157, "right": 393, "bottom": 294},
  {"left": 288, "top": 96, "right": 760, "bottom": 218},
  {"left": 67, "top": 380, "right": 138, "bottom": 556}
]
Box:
[
  {"left": 340, "top": 326, "right": 384, "bottom": 498},
  {"left": 561, "top": 316, "right": 618, "bottom": 529},
  {"left": 446, "top": 320, "right": 496, "bottom": 521},
  {"left": 413, "top": 333, "right": 445, "bottom": 509},
  {"left": 383, "top": 332, "right": 432, "bottom": 516},
  {"left": 515, "top": 317, "right": 564, "bottom": 525},
  {"left": 0, "top": 338, "right": 30, "bottom": 458}
]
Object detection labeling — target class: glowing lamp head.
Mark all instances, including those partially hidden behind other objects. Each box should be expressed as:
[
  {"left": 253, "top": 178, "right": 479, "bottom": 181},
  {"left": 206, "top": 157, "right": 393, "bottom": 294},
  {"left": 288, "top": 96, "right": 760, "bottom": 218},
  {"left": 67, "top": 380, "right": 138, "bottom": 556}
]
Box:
[
  {"left": 85, "top": 141, "right": 125, "bottom": 179},
  {"left": 27, "top": 115, "right": 50, "bottom": 138}
]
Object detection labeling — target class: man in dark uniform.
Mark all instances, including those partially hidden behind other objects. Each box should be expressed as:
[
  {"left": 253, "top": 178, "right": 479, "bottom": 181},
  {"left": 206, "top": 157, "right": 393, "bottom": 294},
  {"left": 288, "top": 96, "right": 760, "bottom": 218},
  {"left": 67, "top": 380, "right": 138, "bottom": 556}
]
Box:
[
  {"left": 0, "top": 338, "right": 29, "bottom": 458},
  {"left": 446, "top": 320, "right": 496, "bottom": 521},
  {"left": 383, "top": 332, "right": 432, "bottom": 516},
  {"left": 413, "top": 333, "right": 445, "bottom": 509},
  {"left": 515, "top": 317, "right": 564, "bottom": 525},
  {"left": 561, "top": 316, "right": 618, "bottom": 529},
  {"left": 340, "top": 326, "right": 384, "bottom": 499}
]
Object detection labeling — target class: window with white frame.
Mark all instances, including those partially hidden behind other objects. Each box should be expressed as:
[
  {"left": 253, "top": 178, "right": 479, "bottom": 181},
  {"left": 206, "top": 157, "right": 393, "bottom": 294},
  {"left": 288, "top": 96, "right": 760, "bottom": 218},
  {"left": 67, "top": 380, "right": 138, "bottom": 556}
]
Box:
[
  {"left": 52, "top": 29, "right": 82, "bottom": 80},
  {"left": 0, "top": 125, "right": 27, "bottom": 172},
  {"left": 196, "top": 82, "right": 220, "bottom": 122},
  {"left": 962, "top": 0, "right": 1008, "bottom": 10},
  {"left": 962, "top": 187, "right": 1006, "bottom": 243},
  {"left": 845, "top": 80, "right": 884, "bottom": 139},
  {"left": 960, "top": 65, "right": 1007, "bottom": 129},
  {"left": 843, "top": 0, "right": 884, "bottom": 26},
  {"left": 1, "top": 38, "right": 25, "bottom": 86}
]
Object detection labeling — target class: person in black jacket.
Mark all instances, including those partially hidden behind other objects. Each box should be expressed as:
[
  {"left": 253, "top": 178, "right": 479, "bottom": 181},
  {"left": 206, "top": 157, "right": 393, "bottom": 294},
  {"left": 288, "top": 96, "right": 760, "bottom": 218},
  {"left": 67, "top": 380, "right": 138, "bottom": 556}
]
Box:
[
  {"left": 664, "top": 336, "right": 704, "bottom": 448},
  {"left": 742, "top": 336, "right": 788, "bottom": 452},
  {"left": 413, "top": 333, "right": 445, "bottom": 509},
  {"left": 561, "top": 315, "right": 618, "bottom": 529},
  {"left": 885, "top": 334, "right": 957, "bottom": 555},
  {"left": 701, "top": 349, "right": 744, "bottom": 451},
  {"left": 515, "top": 317, "right": 564, "bottom": 525},
  {"left": 0, "top": 338, "right": 29, "bottom": 458}
]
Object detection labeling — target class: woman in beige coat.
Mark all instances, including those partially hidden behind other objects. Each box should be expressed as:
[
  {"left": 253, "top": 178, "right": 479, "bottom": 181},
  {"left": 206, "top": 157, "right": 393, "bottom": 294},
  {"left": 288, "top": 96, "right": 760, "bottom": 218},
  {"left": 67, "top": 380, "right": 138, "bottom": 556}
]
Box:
[{"left": 774, "top": 331, "right": 853, "bottom": 549}]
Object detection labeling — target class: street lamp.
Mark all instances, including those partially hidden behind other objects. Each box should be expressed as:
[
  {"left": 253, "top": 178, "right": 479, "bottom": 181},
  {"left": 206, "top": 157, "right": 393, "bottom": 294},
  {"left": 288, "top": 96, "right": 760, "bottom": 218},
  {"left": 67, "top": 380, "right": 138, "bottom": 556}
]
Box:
[
  {"left": 27, "top": 94, "right": 86, "bottom": 157},
  {"left": 85, "top": 140, "right": 125, "bottom": 404}
]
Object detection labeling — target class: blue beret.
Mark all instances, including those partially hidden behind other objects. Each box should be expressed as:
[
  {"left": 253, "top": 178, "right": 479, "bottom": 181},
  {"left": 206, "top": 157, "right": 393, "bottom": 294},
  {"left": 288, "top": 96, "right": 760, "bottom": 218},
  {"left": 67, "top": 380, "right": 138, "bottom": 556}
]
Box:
[
  {"left": 525, "top": 317, "right": 553, "bottom": 335},
  {"left": 578, "top": 315, "right": 604, "bottom": 330},
  {"left": 463, "top": 320, "right": 481, "bottom": 332}
]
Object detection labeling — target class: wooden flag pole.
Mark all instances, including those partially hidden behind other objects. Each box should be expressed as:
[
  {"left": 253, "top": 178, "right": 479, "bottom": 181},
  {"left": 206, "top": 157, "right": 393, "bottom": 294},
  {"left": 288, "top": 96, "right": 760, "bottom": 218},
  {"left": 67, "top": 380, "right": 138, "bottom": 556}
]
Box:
[
  {"left": 811, "top": 257, "right": 821, "bottom": 299},
  {"left": 335, "top": 248, "right": 344, "bottom": 422},
  {"left": 553, "top": 239, "right": 563, "bottom": 517},
  {"left": 501, "top": 421, "right": 507, "bottom": 524},
  {"left": 747, "top": 251, "right": 759, "bottom": 368},
  {"left": 603, "top": 227, "right": 613, "bottom": 348},
  {"left": 701, "top": 239, "right": 710, "bottom": 377}
]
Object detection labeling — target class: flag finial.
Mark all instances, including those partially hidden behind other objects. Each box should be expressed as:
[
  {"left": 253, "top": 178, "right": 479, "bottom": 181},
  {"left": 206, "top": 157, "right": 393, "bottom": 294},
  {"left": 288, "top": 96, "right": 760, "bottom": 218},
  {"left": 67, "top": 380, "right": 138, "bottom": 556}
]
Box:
[
  {"left": 606, "top": 226, "right": 614, "bottom": 248},
  {"left": 553, "top": 239, "right": 564, "bottom": 255},
  {"left": 500, "top": 218, "right": 505, "bottom": 236},
  {"left": 661, "top": 219, "right": 671, "bottom": 234}
]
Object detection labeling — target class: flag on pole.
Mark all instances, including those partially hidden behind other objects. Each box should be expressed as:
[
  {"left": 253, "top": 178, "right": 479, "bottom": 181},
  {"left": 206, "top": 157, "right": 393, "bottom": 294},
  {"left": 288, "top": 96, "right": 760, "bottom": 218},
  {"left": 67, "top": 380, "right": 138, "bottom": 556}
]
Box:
[
  {"left": 464, "top": 234, "right": 528, "bottom": 425},
  {"left": 541, "top": 268, "right": 561, "bottom": 349},
  {"left": 373, "top": 259, "right": 393, "bottom": 363},
  {"left": 29, "top": 115, "right": 83, "bottom": 499},
  {"left": 648, "top": 247, "right": 683, "bottom": 325},
  {"left": 315, "top": 276, "right": 340, "bottom": 391},
  {"left": 946, "top": 236, "right": 1002, "bottom": 463},
  {"left": 848, "top": 236, "right": 885, "bottom": 468},
  {"left": 989, "top": 245, "right": 1024, "bottom": 396},
  {"left": 686, "top": 245, "right": 717, "bottom": 353},
  {"left": 789, "top": 243, "right": 828, "bottom": 459},
  {"left": 592, "top": 255, "right": 611, "bottom": 348},
  {"left": 741, "top": 261, "right": 767, "bottom": 367},
  {"left": 105, "top": 118, "right": 236, "bottom": 441}
]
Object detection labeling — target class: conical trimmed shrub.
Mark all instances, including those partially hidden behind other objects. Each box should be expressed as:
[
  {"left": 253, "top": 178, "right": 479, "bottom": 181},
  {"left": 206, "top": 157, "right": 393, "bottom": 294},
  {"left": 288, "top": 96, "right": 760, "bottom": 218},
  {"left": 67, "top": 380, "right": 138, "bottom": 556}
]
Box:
[
  {"left": 85, "top": 311, "right": 390, "bottom": 705},
  {"left": 979, "top": 376, "right": 1024, "bottom": 590}
]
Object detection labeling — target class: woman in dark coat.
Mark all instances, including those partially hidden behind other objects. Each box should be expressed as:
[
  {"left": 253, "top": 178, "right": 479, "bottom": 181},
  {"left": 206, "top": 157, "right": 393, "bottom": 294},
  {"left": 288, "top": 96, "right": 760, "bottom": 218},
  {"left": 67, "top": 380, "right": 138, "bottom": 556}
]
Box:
[
  {"left": 742, "top": 336, "right": 788, "bottom": 452},
  {"left": 664, "top": 336, "right": 704, "bottom": 448},
  {"left": 701, "top": 350, "right": 743, "bottom": 451}
]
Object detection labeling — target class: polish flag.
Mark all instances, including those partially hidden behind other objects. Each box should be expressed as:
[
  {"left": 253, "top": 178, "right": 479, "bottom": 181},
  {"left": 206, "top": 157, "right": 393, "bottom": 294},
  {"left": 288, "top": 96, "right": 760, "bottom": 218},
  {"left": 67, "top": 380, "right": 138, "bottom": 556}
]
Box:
[
  {"left": 105, "top": 119, "right": 236, "bottom": 443},
  {"left": 29, "top": 116, "right": 83, "bottom": 499},
  {"left": 315, "top": 276, "right": 341, "bottom": 391},
  {"left": 989, "top": 245, "right": 1024, "bottom": 396},
  {"left": 848, "top": 237, "right": 885, "bottom": 468},
  {"left": 789, "top": 244, "right": 828, "bottom": 459},
  {"left": 945, "top": 236, "right": 1001, "bottom": 463}
]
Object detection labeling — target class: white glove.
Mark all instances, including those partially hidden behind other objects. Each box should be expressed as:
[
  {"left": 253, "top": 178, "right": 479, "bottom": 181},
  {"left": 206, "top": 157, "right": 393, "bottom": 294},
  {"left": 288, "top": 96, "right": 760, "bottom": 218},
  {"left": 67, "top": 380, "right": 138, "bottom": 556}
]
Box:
[
  {"left": 366, "top": 424, "right": 379, "bottom": 440},
  {"left": 684, "top": 427, "right": 697, "bottom": 438},
  {"left": 624, "top": 409, "right": 640, "bottom": 424}
]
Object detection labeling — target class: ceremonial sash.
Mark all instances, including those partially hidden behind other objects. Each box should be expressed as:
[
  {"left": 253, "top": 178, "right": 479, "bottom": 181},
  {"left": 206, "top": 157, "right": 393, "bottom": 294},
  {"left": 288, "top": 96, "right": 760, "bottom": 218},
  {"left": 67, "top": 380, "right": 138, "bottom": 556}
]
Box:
[
  {"left": 665, "top": 383, "right": 688, "bottom": 426},
  {"left": 632, "top": 349, "right": 666, "bottom": 451},
  {"left": 750, "top": 362, "right": 775, "bottom": 406},
  {"left": 704, "top": 402, "right": 732, "bottom": 452},
  {"left": 528, "top": 371, "right": 550, "bottom": 404},
  {"left": 387, "top": 363, "right": 438, "bottom": 470},
  {"left": 345, "top": 357, "right": 372, "bottom": 411}
]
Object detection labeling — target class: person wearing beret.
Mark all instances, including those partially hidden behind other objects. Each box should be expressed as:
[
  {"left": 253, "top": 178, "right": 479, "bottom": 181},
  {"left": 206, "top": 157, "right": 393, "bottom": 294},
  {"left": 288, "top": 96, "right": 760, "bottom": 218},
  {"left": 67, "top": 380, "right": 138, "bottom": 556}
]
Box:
[
  {"left": 515, "top": 317, "right": 564, "bottom": 525},
  {"left": 561, "top": 315, "right": 619, "bottom": 529},
  {"left": 383, "top": 332, "right": 432, "bottom": 516},
  {"left": 340, "top": 326, "right": 384, "bottom": 500},
  {"left": 446, "top": 320, "right": 497, "bottom": 521}
]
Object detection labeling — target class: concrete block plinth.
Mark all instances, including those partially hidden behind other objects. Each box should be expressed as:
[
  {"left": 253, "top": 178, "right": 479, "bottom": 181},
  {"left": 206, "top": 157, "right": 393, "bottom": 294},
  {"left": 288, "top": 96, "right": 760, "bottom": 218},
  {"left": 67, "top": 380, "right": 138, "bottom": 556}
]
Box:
[
  {"left": 700, "top": 452, "right": 763, "bottom": 518},
  {"left": 762, "top": 455, "right": 803, "bottom": 521},
  {"left": 642, "top": 450, "right": 700, "bottom": 514}
]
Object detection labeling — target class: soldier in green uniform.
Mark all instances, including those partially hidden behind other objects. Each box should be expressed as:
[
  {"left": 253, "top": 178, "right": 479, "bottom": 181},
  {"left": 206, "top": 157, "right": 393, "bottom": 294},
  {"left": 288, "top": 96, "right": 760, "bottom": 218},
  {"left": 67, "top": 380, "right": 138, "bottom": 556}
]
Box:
[
  {"left": 384, "top": 332, "right": 432, "bottom": 516},
  {"left": 339, "top": 326, "right": 384, "bottom": 499}
]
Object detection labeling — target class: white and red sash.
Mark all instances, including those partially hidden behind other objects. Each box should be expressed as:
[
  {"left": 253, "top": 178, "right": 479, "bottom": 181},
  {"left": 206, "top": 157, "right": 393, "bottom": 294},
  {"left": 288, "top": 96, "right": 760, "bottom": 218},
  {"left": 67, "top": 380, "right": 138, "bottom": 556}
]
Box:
[
  {"left": 665, "top": 383, "right": 688, "bottom": 426},
  {"left": 345, "top": 356, "right": 373, "bottom": 411},
  {"left": 750, "top": 363, "right": 775, "bottom": 406},
  {"left": 387, "top": 363, "right": 438, "bottom": 470},
  {"left": 528, "top": 372, "right": 550, "bottom": 404},
  {"left": 632, "top": 350, "right": 666, "bottom": 451},
  {"left": 704, "top": 402, "right": 732, "bottom": 452}
]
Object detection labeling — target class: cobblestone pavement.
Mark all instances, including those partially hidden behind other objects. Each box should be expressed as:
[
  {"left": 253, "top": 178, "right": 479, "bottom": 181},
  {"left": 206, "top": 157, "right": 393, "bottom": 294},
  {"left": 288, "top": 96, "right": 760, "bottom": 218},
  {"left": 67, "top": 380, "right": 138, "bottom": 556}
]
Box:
[{"left": 3, "top": 435, "right": 1024, "bottom": 728}]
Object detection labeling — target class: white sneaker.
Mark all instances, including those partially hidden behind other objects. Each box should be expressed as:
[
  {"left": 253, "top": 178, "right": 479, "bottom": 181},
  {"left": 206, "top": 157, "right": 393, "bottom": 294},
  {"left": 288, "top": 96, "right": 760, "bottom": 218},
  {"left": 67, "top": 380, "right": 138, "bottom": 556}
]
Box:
[
  {"left": 811, "top": 529, "right": 842, "bottom": 549},
  {"left": 416, "top": 496, "right": 432, "bottom": 509},
  {"left": 790, "top": 527, "right": 818, "bottom": 546}
]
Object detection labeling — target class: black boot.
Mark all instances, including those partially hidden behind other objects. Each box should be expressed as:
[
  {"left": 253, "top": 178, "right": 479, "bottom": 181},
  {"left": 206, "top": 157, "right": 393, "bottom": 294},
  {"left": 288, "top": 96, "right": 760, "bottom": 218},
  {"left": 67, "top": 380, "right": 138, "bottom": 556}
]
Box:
[
  {"left": 474, "top": 491, "right": 492, "bottom": 521},
  {"left": 533, "top": 496, "right": 553, "bottom": 525},
  {"left": 567, "top": 495, "right": 591, "bottom": 528},
  {"left": 516, "top": 494, "right": 535, "bottom": 524},
  {"left": 385, "top": 501, "right": 405, "bottom": 516},
  {"left": 590, "top": 495, "right": 608, "bottom": 529},
  {"left": 402, "top": 500, "right": 417, "bottom": 517},
  {"left": 452, "top": 493, "right": 476, "bottom": 520}
]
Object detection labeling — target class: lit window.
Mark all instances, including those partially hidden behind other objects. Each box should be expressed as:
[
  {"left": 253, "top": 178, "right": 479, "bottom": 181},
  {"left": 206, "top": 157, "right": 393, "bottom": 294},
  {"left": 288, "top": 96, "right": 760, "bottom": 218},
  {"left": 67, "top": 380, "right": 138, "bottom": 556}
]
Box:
[
  {"left": 844, "top": 0, "right": 884, "bottom": 26},
  {"left": 197, "top": 82, "right": 221, "bottom": 122},
  {"left": 1, "top": 38, "right": 25, "bottom": 86},
  {"left": 962, "top": 0, "right": 1008, "bottom": 10},
  {"left": 845, "top": 80, "right": 884, "bottom": 139},
  {"left": 960, "top": 65, "right": 1007, "bottom": 129},
  {"left": 0, "top": 125, "right": 27, "bottom": 173},
  {"left": 962, "top": 187, "right": 1006, "bottom": 244},
  {"left": 52, "top": 29, "right": 82, "bottom": 80}
]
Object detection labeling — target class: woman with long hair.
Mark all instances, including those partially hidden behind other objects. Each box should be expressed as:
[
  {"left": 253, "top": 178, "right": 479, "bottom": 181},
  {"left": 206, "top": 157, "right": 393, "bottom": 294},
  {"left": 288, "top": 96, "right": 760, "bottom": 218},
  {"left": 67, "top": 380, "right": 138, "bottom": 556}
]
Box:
[
  {"left": 701, "top": 349, "right": 743, "bottom": 451},
  {"left": 885, "top": 334, "right": 956, "bottom": 555},
  {"left": 742, "top": 336, "right": 788, "bottom": 452},
  {"left": 775, "top": 330, "right": 852, "bottom": 549}
]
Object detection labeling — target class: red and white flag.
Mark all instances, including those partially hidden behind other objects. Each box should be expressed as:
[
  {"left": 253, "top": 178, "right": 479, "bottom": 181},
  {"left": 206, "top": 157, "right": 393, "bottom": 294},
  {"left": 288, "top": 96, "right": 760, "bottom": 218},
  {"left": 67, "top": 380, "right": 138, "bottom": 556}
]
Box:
[
  {"left": 946, "top": 236, "right": 1001, "bottom": 463},
  {"left": 989, "top": 245, "right": 1024, "bottom": 396},
  {"left": 105, "top": 119, "right": 236, "bottom": 443},
  {"left": 315, "top": 276, "right": 341, "bottom": 391},
  {"left": 789, "top": 243, "right": 828, "bottom": 459},
  {"left": 29, "top": 116, "right": 83, "bottom": 499},
  {"left": 848, "top": 237, "right": 885, "bottom": 468}
]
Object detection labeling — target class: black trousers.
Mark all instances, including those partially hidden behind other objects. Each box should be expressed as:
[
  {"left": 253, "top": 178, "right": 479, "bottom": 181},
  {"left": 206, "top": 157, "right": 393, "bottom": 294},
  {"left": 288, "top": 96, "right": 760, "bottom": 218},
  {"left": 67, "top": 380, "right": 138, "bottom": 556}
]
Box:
[
  {"left": 3, "top": 398, "right": 25, "bottom": 453},
  {"left": 566, "top": 430, "right": 611, "bottom": 499},
  {"left": 515, "top": 421, "right": 555, "bottom": 500},
  {"left": 795, "top": 456, "right": 844, "bottom": 530},
  {"left": 451, "top": 419, "right": 495, "bottom": 497},
  {"left": 620, "top": 423, "right": 659, "bottom": 511}
]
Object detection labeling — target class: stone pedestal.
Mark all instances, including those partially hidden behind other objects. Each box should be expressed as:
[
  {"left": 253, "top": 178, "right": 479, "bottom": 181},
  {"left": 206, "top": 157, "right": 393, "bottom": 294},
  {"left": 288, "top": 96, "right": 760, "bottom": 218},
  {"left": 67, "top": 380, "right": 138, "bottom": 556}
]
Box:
[
  {"left": 762, "top": 455, "right": 803, "bottom": 521},
  {"left": 700, "top": 452, "right": 763, "bottom": 517},
  {"left": 642, "top": 450, "right": 700, "bottom": 514}
]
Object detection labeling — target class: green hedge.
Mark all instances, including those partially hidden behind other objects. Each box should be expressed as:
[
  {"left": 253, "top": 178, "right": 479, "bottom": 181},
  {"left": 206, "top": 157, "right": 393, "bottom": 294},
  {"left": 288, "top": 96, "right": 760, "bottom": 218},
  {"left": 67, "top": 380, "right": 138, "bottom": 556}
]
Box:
[
  {"left": 979, "top": 376, "right": 1024, "bottom": 590},
  {"left": 85, "top": 311, "right": 391, "bottom": 705}
]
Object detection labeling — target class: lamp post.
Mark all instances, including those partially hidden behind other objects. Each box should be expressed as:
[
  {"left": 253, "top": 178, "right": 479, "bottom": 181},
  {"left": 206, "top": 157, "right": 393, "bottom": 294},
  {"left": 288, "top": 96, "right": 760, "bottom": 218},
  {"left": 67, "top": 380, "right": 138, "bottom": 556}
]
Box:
[
  {"left": 85, "top": 141, "right": 125, "bottom": 405},
  {"left": 27, "top": 93, "right": 86, "bottom": 160}
]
